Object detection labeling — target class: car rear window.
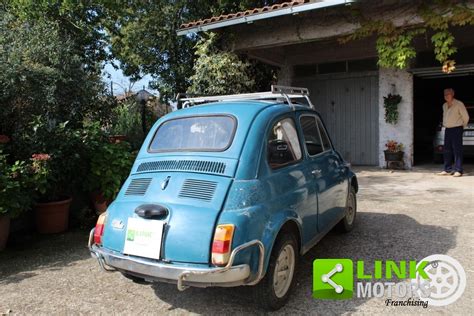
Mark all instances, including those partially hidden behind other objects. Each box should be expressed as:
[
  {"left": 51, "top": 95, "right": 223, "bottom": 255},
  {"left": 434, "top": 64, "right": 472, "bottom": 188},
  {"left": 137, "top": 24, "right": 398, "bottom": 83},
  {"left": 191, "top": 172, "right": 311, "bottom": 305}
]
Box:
[{"left": 148, "top": 115, "right": 236, "bottom": 152}]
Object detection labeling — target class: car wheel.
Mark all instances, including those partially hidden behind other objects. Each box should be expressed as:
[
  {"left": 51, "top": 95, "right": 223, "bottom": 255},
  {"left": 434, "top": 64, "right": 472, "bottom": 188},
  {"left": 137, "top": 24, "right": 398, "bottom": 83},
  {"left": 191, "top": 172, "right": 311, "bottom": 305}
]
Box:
[
  {"left": 337, "top": 187, "right": 357, "bottom": 233},
  {"left": 253, "top": 232, "right": 298, "bottom": 311},
  {"left": 121, "top": 272, "right": 147, "bottom": 284}
]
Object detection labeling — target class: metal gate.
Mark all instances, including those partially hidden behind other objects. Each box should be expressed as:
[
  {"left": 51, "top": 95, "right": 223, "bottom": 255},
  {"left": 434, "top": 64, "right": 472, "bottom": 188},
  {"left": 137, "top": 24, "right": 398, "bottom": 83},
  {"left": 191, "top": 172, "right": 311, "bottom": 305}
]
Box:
[{"left": 294, "top": 72, "right": 379, "bottom": 165}]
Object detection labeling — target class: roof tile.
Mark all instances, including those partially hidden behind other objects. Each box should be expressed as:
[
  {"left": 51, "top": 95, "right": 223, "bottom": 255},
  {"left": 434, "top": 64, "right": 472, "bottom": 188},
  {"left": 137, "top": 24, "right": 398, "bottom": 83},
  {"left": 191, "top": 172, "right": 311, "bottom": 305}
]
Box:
[{"left": 180, "top": 0, "right": 310, "bottom": 30}]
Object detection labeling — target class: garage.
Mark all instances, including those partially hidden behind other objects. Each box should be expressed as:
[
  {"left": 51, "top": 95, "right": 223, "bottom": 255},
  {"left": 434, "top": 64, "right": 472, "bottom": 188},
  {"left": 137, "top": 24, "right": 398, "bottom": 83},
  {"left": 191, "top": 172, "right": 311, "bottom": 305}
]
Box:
[
  {"left": 294, "top": 69, "right": 379, "bottom": 166},
  {"left": 413, "top": 63, "right": 474, "bottom": 165}
]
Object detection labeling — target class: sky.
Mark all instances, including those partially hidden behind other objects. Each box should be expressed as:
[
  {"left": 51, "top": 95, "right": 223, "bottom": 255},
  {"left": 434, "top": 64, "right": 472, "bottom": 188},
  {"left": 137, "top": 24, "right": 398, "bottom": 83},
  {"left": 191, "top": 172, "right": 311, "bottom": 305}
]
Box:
[{"left": 102, "top": 62, "right": 157, "bottom": 96}]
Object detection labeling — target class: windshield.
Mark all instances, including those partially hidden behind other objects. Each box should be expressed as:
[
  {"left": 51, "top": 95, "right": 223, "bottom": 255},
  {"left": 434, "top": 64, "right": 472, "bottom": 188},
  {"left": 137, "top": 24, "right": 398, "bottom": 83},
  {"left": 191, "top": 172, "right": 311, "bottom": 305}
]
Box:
[{"left": 149, "top": 115, "right": 236, "bottom": 152}]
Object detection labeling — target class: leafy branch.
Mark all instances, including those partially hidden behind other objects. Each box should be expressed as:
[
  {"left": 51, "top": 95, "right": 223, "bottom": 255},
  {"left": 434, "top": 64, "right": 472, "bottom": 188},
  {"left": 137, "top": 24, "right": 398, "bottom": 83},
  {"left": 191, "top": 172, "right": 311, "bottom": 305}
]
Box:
[{"left": 342, "top": 2, "right": 474, "bottom": 72}]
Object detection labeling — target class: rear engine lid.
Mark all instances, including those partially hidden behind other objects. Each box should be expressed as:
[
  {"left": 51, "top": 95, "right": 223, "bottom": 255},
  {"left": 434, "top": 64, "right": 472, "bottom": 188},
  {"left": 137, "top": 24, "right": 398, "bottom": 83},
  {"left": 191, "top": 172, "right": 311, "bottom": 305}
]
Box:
[{"left": 102, "top": 171, "right": 233, "bottom": 263}]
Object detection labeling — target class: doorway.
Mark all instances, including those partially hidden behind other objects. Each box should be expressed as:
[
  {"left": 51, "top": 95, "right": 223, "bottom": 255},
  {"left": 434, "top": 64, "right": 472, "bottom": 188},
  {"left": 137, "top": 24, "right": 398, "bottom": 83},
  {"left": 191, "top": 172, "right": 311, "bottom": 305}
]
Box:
[{"left": 413, "top": 74, "right": 474, "bottom": 165}]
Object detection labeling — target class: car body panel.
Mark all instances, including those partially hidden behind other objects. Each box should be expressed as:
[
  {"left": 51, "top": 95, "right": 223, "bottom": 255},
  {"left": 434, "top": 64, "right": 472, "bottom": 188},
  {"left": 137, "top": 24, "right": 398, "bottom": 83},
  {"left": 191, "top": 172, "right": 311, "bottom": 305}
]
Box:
[
  {"left": 102, "top": 171, "right": 234, "bottom": 263},
  {"left": 95, "top": 99, "right": 358, "bottom": 287}
]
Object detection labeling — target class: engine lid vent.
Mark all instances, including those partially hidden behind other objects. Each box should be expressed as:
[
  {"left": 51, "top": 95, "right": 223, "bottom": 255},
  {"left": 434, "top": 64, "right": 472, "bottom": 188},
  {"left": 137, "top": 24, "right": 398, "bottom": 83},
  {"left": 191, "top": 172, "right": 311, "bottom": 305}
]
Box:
[
  {"left": 137, "top": 160, "right": 226, "bottom": 175},
  {"left": 125, "top": 178, "right": 152, "bottom": 196},
  {"left": 178, "top": 179, "right": 217, "bottom": 202}
]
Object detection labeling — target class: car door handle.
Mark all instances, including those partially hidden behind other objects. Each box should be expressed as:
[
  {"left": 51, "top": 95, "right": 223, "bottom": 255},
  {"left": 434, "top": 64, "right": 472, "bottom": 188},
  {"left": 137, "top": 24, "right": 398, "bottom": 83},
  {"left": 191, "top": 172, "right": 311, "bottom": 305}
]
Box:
[{"left": 312, "top": 169, "right": 322, "bottom": 177}]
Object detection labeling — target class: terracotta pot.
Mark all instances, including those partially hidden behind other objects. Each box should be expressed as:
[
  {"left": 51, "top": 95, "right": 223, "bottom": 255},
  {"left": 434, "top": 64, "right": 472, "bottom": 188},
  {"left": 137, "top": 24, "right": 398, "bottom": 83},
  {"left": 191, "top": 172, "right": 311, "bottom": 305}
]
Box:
[
  {"left": 108, "top": 135, "right": 127, "bottom": 144},
  {"left": 0, "top": 215, "right": 10, "bottom": 251},
  {"left": 90, "top": 191, "right": 109, "bottom": 214},
  {"left": 34, "top": 197, "right": 72, "bottom": 234}
]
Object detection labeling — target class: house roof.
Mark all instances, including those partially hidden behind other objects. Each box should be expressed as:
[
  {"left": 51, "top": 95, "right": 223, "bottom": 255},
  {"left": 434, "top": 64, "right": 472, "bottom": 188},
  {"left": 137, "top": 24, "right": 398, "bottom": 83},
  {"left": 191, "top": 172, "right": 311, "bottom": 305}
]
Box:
[{"left": 177, "top": 0, "right": 355, "bottom": 36}]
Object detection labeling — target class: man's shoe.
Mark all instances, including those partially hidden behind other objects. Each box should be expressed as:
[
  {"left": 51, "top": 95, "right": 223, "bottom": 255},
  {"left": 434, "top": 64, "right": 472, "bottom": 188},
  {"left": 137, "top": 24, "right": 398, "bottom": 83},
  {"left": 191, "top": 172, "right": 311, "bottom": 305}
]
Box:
[
  {"left": 437, "top": 171, "right": 452, "bottom": 175},
  {"left": 453, "top": 172, "right": 462, "bottom": 177}
]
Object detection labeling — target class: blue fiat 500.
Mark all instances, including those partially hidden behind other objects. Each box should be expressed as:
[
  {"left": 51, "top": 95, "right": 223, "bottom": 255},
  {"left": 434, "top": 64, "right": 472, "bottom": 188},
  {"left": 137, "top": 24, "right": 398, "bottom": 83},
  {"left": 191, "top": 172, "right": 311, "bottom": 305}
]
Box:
[{"left": 89, "top": 86, "right": 358, "bottom": 310}]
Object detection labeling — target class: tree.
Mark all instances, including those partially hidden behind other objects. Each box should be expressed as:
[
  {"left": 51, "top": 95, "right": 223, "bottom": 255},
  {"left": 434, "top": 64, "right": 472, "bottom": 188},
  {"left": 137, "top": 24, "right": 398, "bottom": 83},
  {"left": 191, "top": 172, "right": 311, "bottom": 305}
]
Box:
[
  {"left": 187, "top": 33, "right": 256, "bottom": 95},
  {"left": 108, "top": 1, "right": 283, "bottom": 102},
  {"left": 5, "top": 0, "right": 117, "bottom": 72},
  {"left": 0, "top": 9, "right": 114, "bottom": 137}
]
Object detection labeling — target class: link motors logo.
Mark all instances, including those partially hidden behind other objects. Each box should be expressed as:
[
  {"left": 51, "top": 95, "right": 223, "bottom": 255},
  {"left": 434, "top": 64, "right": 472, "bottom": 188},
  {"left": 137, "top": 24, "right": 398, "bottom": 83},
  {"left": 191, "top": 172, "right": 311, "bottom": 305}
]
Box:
[
  {"left": 313, "top": 254, "right": 466, "bottom": 307},
  {"left": 413, "top": 254, "right": 467, "bottom": 306}
]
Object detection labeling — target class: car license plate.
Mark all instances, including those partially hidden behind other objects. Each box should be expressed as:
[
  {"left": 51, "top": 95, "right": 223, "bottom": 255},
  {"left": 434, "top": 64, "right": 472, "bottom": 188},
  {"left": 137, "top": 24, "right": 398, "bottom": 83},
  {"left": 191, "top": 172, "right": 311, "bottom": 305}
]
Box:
[
  {"left": 123, "top": 217, "right": 164, "bottom": 259},
  {"left": 464, "top": 131, "right": 474, "bottom": 137}
]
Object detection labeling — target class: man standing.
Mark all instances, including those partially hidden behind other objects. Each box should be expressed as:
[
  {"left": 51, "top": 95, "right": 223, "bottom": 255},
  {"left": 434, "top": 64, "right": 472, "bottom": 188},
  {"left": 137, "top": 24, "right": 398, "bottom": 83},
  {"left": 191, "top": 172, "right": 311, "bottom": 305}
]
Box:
[{"left": 438, "top": 88, "right": 469, "bottom": 177}]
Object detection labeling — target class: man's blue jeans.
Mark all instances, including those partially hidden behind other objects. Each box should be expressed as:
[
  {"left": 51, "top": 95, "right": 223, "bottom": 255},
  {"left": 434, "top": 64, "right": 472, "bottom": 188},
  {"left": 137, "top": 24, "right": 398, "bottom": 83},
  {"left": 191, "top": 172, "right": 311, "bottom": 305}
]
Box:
[{"left": 444, "top": 126, "right": 464, "bottom": 173}]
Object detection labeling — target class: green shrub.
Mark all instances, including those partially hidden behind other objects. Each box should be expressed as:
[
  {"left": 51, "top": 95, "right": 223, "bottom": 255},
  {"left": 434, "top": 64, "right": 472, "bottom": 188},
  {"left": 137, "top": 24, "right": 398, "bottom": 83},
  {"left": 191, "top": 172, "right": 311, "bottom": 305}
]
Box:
[
  {"left": 0, "top": 151, "right": 32, "bottom": 218},
  {"left": 108, "top": 99, "right": 158, "bottom": 150},
  {"left": 87, "top": 142, "right": 136, "bottom": 201}
]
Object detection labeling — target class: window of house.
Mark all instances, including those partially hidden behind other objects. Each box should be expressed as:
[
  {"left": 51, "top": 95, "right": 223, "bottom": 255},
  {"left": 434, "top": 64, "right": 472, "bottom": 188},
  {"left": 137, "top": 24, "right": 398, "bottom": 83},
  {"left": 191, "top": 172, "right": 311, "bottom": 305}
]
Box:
[{"left": 267, "top": 118, "right": 302, "bottom": 169}]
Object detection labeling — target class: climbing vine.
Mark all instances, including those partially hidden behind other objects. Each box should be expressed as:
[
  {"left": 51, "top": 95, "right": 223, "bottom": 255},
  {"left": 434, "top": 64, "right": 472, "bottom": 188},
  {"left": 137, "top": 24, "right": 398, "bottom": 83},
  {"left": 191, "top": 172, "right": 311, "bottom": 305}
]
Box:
[
  {"left": 375, "top": 30, "right": 424, "bottom": 69},
  {"left": 341, "top": 1, "right": 474, "bottom": 72}
]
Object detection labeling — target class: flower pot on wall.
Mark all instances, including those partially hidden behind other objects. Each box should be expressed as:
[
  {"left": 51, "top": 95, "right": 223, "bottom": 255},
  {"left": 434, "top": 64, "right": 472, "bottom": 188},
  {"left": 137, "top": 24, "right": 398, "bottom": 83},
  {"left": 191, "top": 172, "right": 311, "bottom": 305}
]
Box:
[
  {"left": 384, "top": 150, "right": 404, "bottom": 162},
  {"left": 34, "top": 197, "right": 72, "bottom": 234},
  {"left": 0, "top": 215, "right": 10, "bottom": 251}
]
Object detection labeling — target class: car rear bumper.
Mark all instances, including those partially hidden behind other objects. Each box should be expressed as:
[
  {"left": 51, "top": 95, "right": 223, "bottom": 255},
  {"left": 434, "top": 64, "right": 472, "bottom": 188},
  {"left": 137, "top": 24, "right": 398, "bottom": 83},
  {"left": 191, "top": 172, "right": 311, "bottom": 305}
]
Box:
[{"left": 88, "top": 229, "right": 264, "bottom": 290}]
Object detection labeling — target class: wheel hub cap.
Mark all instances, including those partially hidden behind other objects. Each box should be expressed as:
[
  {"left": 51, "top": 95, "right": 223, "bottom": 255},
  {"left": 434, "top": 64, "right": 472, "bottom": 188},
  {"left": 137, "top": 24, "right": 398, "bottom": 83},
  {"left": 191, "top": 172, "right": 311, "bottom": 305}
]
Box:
[{"left": 273, "top": 244, "right": 295, "bottom": 298}]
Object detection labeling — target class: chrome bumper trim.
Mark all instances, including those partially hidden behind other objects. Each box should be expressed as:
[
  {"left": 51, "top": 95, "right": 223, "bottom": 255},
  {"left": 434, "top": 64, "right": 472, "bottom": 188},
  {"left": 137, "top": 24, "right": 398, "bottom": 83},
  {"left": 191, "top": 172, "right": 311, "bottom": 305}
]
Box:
[{"left": 88, "top": 228, "right": 265, "bottom": 290}]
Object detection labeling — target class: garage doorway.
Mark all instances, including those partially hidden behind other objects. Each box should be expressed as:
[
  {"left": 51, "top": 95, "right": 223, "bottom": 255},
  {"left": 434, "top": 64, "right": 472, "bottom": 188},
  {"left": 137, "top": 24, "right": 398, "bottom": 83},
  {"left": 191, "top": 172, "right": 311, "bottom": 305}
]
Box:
[{"left": 413, "top": 72, "right": 474, "bottom": 165}]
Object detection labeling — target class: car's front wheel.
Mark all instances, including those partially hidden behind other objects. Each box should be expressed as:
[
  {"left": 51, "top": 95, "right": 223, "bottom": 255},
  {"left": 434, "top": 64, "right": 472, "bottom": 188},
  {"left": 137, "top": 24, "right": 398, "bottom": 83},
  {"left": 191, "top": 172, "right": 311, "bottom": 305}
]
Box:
[{"left": 253, "top": 232, "right": 298, "bottom": 311}]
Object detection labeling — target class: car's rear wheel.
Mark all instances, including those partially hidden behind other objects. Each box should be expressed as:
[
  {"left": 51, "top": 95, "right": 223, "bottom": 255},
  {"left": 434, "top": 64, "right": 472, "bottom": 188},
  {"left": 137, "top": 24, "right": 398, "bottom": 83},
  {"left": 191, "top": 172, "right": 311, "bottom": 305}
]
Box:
[
  {"left": 253, "top": 232, "right": 298, "bottom": 311},
  {"left": 337, "top": 187, "right": 357, "bottom": 232}
]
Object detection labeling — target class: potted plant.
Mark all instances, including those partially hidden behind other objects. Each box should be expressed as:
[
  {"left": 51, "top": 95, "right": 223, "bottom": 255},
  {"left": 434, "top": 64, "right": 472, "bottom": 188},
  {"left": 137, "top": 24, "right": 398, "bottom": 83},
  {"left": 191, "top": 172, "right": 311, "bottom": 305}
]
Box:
[
  {"left": 87, "top": 141, "right": 135, "bottom": 214},
  {"left": 383, "top": 93, "right": 402, "bottom": 124},
  {"left": 384, "top": 140, "right": 404, "bottom": 162},
  {"left": 18, "top": 119, "right": 87, "bottom": 234},
  {"left": 0, "top": 151, "right": 31, "bottom": 250},
  {"left": 29, "top": 153, "right": 73, "bottom": 234}
]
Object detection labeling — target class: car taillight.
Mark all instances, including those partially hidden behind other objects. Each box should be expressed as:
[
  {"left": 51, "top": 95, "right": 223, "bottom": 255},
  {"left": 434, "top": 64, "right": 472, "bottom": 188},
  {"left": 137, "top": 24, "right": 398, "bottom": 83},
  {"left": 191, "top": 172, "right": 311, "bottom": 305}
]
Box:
[
  {"left": 211, "top": 224, "right": 235, "bottom": 266},
  {"left": 93, "top": 213, "right": 107, "bottom": 245}
]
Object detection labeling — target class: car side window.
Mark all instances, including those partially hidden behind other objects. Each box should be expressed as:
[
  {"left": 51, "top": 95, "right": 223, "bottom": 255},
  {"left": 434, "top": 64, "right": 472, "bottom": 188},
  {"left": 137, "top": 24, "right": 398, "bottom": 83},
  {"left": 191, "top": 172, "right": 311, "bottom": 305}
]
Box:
[
  {"left": 316, "top": 118, "right": 332, "bottom": 151},
  {"left": 267, "top": 117, "right": 302, "bottom": 169},
  {"left": 300, "top": 116, "right": 324, "bottom": 156}
]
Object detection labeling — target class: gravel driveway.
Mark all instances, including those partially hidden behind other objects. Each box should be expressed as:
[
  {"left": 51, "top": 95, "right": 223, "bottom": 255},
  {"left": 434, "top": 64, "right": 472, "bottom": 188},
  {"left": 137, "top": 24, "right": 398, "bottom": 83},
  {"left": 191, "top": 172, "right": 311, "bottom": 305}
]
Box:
[{"left": 1, "top": 166, "right": 473, "bottom": 315}]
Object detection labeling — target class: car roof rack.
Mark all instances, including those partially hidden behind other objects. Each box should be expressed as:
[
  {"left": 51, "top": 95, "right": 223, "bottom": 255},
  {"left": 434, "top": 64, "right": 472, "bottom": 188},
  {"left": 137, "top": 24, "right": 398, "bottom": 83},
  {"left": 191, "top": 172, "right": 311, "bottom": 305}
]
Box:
[{"left": 176, "top": 85, "right": 314, "bottom": 110}]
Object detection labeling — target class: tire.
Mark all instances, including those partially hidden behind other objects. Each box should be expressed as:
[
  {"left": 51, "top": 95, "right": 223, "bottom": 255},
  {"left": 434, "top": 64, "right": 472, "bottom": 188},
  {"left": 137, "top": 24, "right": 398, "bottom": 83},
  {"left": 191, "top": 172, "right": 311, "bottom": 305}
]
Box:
[
  {"left": 337, "top": 187, "right": 357, "bottom": 233},
  {"left": 121, "top": 272, "right": 147, "bottom": 284},
  {"left": 253, "top": 232, "right": 298, "bottom": 311}
]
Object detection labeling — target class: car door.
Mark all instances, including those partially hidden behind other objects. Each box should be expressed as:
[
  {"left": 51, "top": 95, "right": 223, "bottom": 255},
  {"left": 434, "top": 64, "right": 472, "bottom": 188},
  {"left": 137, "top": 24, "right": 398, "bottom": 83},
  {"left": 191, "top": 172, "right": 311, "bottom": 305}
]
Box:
[
  {"left": 265, "top": 115, "right": 318, "bottom": 246},
  {"left": 299, "top": 113, "right": 348, "bottom": 233}
]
